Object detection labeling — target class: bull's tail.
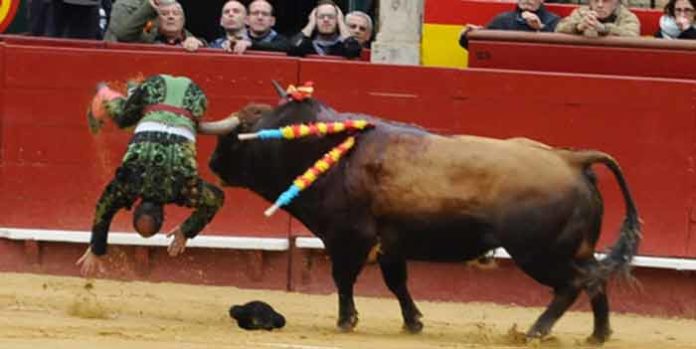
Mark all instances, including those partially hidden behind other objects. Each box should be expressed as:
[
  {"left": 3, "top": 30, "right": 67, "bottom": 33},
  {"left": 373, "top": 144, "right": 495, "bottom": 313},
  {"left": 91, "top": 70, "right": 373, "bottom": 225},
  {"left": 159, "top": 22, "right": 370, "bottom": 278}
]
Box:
[{"left": 571, "top": 150, "right": 642, "bottom": 280}]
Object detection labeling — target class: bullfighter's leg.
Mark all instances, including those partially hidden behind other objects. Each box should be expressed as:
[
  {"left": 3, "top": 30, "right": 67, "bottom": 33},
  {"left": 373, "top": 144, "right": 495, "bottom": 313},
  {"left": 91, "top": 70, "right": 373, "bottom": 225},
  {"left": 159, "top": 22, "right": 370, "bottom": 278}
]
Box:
[
  {"left": 377, "top": 254, "right": 423, "bottom": 333},
  {"left": 327, "top": 236, "right": 373, "bottom": 332}
]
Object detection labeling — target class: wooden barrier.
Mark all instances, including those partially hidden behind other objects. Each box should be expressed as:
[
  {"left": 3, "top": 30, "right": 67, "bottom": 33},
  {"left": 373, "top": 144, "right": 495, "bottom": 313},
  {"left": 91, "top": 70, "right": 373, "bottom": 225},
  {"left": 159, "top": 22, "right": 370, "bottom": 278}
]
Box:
[
  {"left": 467, "top": 30, "right": 696, "bottom": 79},
  {"left": 1, "top": 40, "right": 696, "bottom": 317}
]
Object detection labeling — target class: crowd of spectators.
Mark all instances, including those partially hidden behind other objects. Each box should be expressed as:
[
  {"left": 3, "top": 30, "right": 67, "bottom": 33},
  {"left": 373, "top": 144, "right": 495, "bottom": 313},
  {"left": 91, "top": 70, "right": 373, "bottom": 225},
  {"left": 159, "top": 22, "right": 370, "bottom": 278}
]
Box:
[
  {"left": 28, "top": 0, "right": 375, "bottom": 59},
  {"left": 27, "top": 0, "right": 695, "bottom": 62},
  {"left": 460, "top": 0, "right": 695, "bottom": 48}
]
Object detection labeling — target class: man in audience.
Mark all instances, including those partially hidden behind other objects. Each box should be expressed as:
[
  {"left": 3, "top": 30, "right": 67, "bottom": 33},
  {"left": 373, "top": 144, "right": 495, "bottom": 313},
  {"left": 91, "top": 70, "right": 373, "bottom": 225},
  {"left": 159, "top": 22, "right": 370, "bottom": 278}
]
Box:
[
  {"left": 210, "top": 0, "right": 249, "bottom": 53},
  {"left": 288, "top": 0, "right": 362, "bottom": 58},
  {"left": 211, "top": 0, "right": 290, "bottom": 54},
  {"left": 345, "top": 10, "right": 373, "bottom": 48},
  {"left": 459, "top": 0, "right": 560, "bottom": 48},
  {"left": 555, "top": 0, "right": 640, "bottom": 37},
  {"left": 104, "top": 0, "right": 205, "bottom": 51},
  {"left": 246, "top": 0, "right": 291, "bottom": 52}
]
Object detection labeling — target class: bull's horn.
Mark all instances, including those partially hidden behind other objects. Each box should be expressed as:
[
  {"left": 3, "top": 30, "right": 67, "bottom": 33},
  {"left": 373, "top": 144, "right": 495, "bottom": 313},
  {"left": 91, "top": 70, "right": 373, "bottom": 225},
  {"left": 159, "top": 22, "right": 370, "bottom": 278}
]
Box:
[
  {"left": 198, "top": 114, "right": 240, "bottom": 135},
  {"left": 271, "top": 80, "right": 288, "bottom": 99}
]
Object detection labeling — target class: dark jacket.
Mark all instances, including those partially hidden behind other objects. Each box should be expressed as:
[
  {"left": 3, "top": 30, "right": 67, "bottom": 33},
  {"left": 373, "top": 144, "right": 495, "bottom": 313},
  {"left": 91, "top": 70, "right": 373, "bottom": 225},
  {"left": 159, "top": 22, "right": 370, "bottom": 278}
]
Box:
[
  {"left": 250, "top": 30, "right": 291, "bottom": 52},
  {"left": 459, "top": 5, "right": 560, "bottom": 48},
  {"left": 288, "top": 33, "right": 362, "bottom": 59},
  {"left": 210, "top": 29, "right": 291, "bottom": 52},
  {"left": 655, "top": 27, "right": 696, "bottom": 39}
]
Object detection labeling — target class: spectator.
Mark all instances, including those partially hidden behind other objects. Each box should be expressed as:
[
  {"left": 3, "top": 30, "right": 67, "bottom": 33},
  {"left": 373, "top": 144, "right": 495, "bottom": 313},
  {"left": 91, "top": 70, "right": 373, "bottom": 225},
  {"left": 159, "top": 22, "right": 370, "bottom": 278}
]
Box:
[
  {"left": 288, "top": 0, "right": 362, "bottom": 59},
  {"left": 49, "top": 0, "right": 101, "bottom": 39},
  {"left": 29, "top": 0, "right": 52, "bottom": 36},
  {"left": 345, "top": 10, "right": 373, "bottom": 48},
  {"left": 655, "top": 0, "right": 696, "bottom": 39},
  {"left": 103, "top": 0, "right": 155, "bottom": 42},
  {"left": 210, "top": 1, "right": 249, "bottom": 53},
  {"left": 555, "top": 0, "right": 640, "bottom": 37},
  {"left": 98, "top": 0, "right": 113, "bottom": 40},
  {"left": 459, "top": 0, "right": 560, "bottom": 49},
  {"left": 246, "top": 0, "right": 291, "bottom": 52},
  {"left": 105, "top": 0, "right": 205, "bottom": 51}
]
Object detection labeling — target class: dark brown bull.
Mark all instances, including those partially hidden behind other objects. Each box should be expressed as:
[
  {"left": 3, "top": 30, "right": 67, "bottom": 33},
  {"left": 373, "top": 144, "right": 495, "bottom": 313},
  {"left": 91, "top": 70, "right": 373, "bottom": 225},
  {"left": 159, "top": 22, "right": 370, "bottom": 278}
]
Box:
[{"left": 209, "top": 89, "right": 641, "bottom": 343}]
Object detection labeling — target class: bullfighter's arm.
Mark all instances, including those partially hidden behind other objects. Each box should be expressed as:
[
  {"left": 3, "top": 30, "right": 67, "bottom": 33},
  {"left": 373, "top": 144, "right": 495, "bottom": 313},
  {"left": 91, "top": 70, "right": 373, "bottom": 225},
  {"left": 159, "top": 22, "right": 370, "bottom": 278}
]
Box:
[
  {"left": 179, "top": 182, "right": 225, "bottom": 239},
  {"left": 77, "top": 177, "right": 135, "bottom": 276},
  {"left": 89, "top": 178, "right": 135, "bottom": 256}
]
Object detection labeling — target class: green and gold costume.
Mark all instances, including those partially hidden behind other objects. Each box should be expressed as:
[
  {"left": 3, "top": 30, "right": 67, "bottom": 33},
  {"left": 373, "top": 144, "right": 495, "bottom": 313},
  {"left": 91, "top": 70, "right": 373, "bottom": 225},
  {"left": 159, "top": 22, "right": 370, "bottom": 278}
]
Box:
[{"left": 90, "top": 75, "right": 223, "bottom": 256}]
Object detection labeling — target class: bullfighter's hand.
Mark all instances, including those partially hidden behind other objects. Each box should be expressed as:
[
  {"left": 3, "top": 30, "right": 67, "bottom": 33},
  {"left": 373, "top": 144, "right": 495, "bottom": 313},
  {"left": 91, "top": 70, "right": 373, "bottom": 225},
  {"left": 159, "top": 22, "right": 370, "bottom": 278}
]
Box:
[
  {"left": 167, "top": 226, "right": 188, "bottom": 257},
  {"left": 76, "top": 247, "right": 106, "bottom": 277},
  {"left": 521, "top": 11, "right": 543, "bottom": 30},
  {"left": 182, "top": 37, "right": 204, "bottom": 52},
  {"left": 232, "top": 39, "right": 252, "bottom": 54}
]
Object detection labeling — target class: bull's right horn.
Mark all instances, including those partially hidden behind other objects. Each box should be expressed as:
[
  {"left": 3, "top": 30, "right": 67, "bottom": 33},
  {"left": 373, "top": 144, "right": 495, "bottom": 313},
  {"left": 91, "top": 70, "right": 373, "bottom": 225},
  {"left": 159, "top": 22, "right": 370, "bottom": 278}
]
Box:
[
  {"left": 198, "top": 114, "right": 240, "bottom": 135},
  {"left": 271, "top": 80, "right": 288, "bottom": 99}
]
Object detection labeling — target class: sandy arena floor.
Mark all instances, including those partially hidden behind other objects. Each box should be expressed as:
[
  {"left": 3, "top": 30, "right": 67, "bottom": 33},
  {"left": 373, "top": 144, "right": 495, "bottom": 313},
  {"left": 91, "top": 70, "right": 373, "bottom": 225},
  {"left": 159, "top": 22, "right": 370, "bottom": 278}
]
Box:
[{"left": 0, "top": 272, "right": 694, "bottom": 349}]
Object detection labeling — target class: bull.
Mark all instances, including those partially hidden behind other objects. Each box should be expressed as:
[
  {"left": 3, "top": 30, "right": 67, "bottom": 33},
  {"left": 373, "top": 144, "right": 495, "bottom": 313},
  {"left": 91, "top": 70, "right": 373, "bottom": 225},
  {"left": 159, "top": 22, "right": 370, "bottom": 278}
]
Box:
[{"left": 209, "top": 86, "right": 641, "bottom": 343}]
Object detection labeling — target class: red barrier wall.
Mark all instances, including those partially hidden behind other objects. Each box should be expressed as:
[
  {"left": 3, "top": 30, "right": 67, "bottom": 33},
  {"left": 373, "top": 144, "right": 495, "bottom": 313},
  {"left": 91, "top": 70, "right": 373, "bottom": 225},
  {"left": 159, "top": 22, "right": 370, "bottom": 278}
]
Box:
[
  {"left": 298, "top": 60, "right": 696, "bottom": 257},
  {"left": 467, "top": 31, "right": 696, "bottom": 80},
  {"left": 0, "top": 43, "right": 299, "bottom": 238},
  {"left": 1, "top": 41, "right": 696, "bottom": 318},
  {"left": 1, "top": 43, "right": 695, "bottom": 256}
]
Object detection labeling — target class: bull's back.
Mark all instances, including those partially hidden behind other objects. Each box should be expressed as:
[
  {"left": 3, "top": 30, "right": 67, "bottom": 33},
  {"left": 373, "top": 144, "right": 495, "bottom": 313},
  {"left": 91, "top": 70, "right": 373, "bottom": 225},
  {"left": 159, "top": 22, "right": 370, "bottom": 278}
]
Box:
[{"left": 349, "top": 133, "right": 583, "bottom": 218}]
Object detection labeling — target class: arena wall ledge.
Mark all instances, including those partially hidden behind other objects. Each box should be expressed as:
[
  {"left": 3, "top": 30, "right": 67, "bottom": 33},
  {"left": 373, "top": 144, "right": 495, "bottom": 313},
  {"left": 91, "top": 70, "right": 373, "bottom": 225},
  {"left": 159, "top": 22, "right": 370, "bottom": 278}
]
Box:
[{"left": 0, "top": 36, "right": 695, "bottom": 318}]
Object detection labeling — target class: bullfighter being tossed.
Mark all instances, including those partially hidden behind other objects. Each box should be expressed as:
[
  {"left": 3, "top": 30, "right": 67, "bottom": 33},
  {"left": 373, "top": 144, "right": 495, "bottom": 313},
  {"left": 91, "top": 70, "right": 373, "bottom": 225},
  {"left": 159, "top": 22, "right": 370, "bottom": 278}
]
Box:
[{"left": 77, "top": 74, "right": 239, "bottom": 277}]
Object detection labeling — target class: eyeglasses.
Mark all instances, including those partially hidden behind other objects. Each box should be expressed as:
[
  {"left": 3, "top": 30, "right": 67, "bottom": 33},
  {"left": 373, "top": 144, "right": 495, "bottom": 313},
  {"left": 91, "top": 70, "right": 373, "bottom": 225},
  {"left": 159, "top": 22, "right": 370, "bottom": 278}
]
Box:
[
  {"left": 317, "top": 13, "right": 336, "bottom": 20},
  {"left": 674, "top": 7, "right": 695, "bottom": 14},
  {"left": 250, "top": 10, "right": 271, "bottom": 17},
  {"left": 348, "top": 23, "right": 367, "bottom": 31}
]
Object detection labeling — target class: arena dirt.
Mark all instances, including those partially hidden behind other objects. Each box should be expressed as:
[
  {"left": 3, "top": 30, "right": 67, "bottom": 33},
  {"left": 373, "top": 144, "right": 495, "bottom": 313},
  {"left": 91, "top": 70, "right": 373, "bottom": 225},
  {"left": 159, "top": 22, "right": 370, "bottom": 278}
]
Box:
[{"left": 0, "top": 273, "right": 694, "bottom": 349}]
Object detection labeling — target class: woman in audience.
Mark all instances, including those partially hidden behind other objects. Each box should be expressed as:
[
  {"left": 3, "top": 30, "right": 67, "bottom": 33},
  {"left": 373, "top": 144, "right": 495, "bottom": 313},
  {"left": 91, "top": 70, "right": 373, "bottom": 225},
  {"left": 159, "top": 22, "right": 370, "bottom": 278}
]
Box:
[{"left": 656, "top": 0, "right": 696, "bottom": 39}]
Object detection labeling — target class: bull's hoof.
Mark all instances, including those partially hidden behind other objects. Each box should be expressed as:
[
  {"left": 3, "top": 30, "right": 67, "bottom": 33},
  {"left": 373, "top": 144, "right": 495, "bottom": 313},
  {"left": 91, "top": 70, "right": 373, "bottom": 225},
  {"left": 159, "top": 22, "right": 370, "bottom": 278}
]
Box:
[
  {"left": 336, "top": 315, "right": 358, "bottom": 332},
  {"left": 586, "top": 329, "right": 612, "bottom": 345},
  {"left": 525, "top": 328, "right": 550, "bottom": 347},
  {"left": 402, "top": 319, "right": 424, "bottom": 334},
  {"left": 525, "top": 337, "right": 542, "bottom": 348}
]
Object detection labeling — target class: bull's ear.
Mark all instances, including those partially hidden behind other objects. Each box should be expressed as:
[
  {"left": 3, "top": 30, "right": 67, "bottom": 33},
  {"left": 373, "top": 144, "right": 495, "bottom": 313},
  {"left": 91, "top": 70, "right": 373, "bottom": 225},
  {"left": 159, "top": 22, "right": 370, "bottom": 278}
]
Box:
[{"left": 271, "top": 80, "right": 288, "bottom": 99}]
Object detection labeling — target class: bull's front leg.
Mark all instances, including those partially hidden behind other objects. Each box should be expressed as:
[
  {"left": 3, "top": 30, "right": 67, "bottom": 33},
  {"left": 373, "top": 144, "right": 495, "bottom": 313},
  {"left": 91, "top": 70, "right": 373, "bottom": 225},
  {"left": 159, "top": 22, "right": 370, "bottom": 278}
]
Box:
[
  {"left": 377, "top": 254, "right": 423, "bottom": 333},
  {"left": 328, "top": 240, "right": 372, "bottom": 332}
]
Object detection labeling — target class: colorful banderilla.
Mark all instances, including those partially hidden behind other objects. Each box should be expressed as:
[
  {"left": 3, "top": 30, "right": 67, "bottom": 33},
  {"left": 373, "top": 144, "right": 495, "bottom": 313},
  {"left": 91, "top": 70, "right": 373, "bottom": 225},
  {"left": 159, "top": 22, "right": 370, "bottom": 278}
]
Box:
[
  {"left": 263, "top": 136, "right": 357, "bottom": 217},
  {"left": 237, "top": 119, "right": 371, "bottom": 141}
]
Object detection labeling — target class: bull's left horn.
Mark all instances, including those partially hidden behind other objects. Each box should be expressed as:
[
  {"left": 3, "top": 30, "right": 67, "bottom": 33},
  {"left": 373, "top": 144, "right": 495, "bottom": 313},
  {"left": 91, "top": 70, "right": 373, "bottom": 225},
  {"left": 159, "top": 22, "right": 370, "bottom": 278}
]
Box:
[
  {"left": 271, "top": 80, "right": 288, "bottom": 99},
  {"left": 198, "top": 114, "right": 241, "bottom": 135}
]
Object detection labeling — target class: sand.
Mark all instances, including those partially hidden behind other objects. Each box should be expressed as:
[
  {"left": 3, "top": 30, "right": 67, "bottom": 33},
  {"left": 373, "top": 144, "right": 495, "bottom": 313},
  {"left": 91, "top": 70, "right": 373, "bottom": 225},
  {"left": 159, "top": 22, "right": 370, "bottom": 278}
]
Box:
[{"left": 0, "top": 272, "right": 695, "bottom": 349}]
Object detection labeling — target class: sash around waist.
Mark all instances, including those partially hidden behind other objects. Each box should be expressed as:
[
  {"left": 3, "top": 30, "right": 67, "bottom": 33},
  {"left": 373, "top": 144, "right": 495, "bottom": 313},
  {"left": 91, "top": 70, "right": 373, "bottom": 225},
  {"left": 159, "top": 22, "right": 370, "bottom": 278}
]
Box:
[{"left": 134, "top": 121, "right": 196, "bottom": 142}]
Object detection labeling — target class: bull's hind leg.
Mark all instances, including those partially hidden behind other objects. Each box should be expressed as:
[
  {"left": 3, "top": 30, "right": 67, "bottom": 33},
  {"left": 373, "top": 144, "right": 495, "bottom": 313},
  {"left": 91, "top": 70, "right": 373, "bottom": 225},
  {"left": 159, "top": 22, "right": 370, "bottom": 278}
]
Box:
[
  {"left": 377, "top": 254, "right": 423, "bottom": 333},
  {"left": 579, "top": 258, "right": 612, "bottom": 344},
  {"left": 526, "top": 284, "right": 581, "bottom": 339}
]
